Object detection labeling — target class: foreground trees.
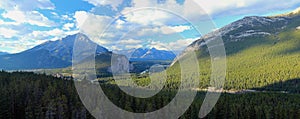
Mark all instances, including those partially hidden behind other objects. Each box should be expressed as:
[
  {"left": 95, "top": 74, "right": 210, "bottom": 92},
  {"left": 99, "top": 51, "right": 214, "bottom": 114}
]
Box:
[{"left": 0, "top": 71, "right": 299, "bottom": 118}]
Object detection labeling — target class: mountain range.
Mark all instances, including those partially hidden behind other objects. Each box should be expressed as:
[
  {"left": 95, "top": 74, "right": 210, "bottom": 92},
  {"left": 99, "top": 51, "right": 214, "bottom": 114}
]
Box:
[
  {"left": 0, "top": 34, "right": 108, "bottom": 70},
  {"left": 116, "top": 48, "right": 176, "bottom": 61},
  {"left": 0, "top": 33, "right": 177, "bottom": 70},
  {"left": 2, "top": 7, "right": 300, "bottom": 79}
]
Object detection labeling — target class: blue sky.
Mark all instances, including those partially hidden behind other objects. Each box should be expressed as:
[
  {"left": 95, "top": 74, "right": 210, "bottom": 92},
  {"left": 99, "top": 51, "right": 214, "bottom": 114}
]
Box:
[{"left": 0, "top": 0, "right": 300, "bottom": 53}]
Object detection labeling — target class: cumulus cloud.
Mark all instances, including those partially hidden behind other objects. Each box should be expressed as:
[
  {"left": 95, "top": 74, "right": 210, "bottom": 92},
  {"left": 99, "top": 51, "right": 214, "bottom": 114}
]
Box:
[
  {"left": 3, "top": 28, "right": 79, "bottom": 53},
  {"left": 123, "top": 9, "right": 172, "bottom": 26},
  {"left": 63, "top": 23, "right": 75, "bottom": 31},
  {"left": 70, "top": 5, "right": 198, "bottom": 51},
  {"left": 0, "top": 40, "right": 41, "bottom": 53},
  {"left": 125, "top": 44, "right": 143, "bottom": 49},
  {"left": 0, "top": 36, "right": 47, "bottom": 53},
  {"left": 61, "top": 14, "right": 73, "bottom": 21},
  {"left": 118, "top": 39, "right": 142, "bottom": 45},
  {"left": 138, "top": 25, "right": 191, "bottom": 36},
  {"left": 160, "top": 25, "right": 191, "bottom": 34},
  {"left": 0, "top": 25, "right": 79, "bottom": 53},
  {"left": 0, "top": 0, "right": 55, "bottom": 11},
  {"left": 116, "top": 19, "right": 125, "bottom": 29},
  {"left": 31, "top": 29, "right": 64, "bottom": 39},
  {"left": 167, "top": 38, "right": 196, "bottom": 51},
  {"left": 121, "top": 0, "right": 300, "bottom": 26},
  {"left": 147, "top": 41, "right": 168, "bottom": 50},
  {"left": 0, "top": 19, "right": 19, "bottom": 26},
  {"left": 143, "top": 38, "right": 196, "bottom": 52},
  {"left": 0, "top": 0, "right": 56, "bottom": 27},
  {"left": 0, "top": 0, "right": 75, "bottom": 53},
  {"left": 73, "top": 11, "right": 89, "bottom": 28},
  {"left": 193, "top": 0, "right": 300, "bottom": 17},
  {"left": 121, "top": 0, "right": 208, "bottom": 26},
  {"left": 83, "top": 0, "right": 123, "bottom": 10},
  {"left": 74, "top": 11, "right": 112, "bottom": 30},
  {"left": 191, "top": 0, "right": 253, "bottom": 15},
  {"left": 2, "top": 10, "right": 55, "bottom": 27},
  {"left": 74, "top": 11, "right": 113, "bottom": 45},
  {"left": 0, "top": 27, "right": 18, "bottom": 38}
]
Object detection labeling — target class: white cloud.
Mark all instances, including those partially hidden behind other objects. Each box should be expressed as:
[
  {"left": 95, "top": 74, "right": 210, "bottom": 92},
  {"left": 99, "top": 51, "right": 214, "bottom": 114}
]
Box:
[
  {"left": 0, "top": 37, "right": 46, "bottom": 53},
  {"left": 145, "top": 38, "right": 196, "bottom": 51},
  {"left": 74, "top": 11, "right": 113, "bottom": 44},
  {"left": 2, "top": 10, "right": 55, "bottom": 27},
  {"left": 48, "top": 30, "right": 80, "bottom": 41},
  {"left": 0, "top": 25, "right": 79, "bottom": 53},
  {"left": 147, "top": 41, "right": 168, "bottom": 50},
  {"left": 121, "top": 0, "right": 208, "bottom": 26},
  {"left": 83, "top": 0, "right": 123, "bottom": 10},
  {"left": 0, "top": 0, "right": 56, "bottom": 27},
  {"left": 29, "top": 28, "right": 78, "bottom": 41},
  {"left": 50, "top": 12, "right": 60, "bottom": 19},
  {"left": 193, "top": 0, "right": 300, "bottom": 17},
  {"left": 191, "top": 0, "right": 253, "bottom": 15},
  {"left": 111, "top": 46, "right": 122, "bottom": 50},
  {"left": 123, "top": 9, "right": 172, "bottom": 26},
  {"left": 63, "top": 23, "right": 75, "bottom": 31},
  {"left": 69, "top": 1, "right": 210, "bottom": 51},
  {"left": 167, "top": 38, "right": 196, "bottom": 51},
  {"left": 31, "top": 28, "right": 64, "bottom": 40},
  {"left": 61, "top": 14, "right": 73, "bottom": 21},
  {"left": 101, "top": 33, "right": 115, "bottom": 38},
  {"left": 121, "top": 0, "right": 300, "bottom": 26},
  {"left": 161, "top": 25, "right": 191, "bottom": 34},
  {"left": 138, "top": 25, "right": 191, "bottom": 36},
  {"left": 0, "top": 19, "right": 19, "bottom": 25},
  {"left": 0, "top": 0, "right": 55, "bottom": 11},
  {"left": 51, "top": 12, "right": 59, "bottom": 16},
  {"left": 137, "top": 27, "right": 160, "bottom": 36},
  {"left": 0, "top": 27, "right": 18, "bottom": 38},
  {"left": 116, "top": 19, "right": 125, "bottom": 29},
  {"left": 5, "top": 28, "right": 79, "bottom": 53},
  {"left": 74, "top": 11, "right": 89, "bottom": 28},
  {"left": 125, "top": 44, "right": 143, "bottom": 49},
  {"left": 118, "top": 39, "right": 142, "bottom": 45}
]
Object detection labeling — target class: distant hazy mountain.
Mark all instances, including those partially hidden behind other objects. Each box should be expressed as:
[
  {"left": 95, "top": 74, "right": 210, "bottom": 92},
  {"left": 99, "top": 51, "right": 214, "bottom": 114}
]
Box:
[
  {"left": 0, "top": 33, "right": 108, "bottom": 70},
  {"left": 116, "top": 48, "right": 176, "bottom": 61},
  {"left": 0, "top": 52, "right": 8, "bottom": 56}
]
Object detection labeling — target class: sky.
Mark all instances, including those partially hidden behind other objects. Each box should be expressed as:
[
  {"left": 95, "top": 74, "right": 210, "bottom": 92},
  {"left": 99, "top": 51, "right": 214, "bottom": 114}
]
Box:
[{"left": 0, "top": 0, "right": 300, "bottom": 53}]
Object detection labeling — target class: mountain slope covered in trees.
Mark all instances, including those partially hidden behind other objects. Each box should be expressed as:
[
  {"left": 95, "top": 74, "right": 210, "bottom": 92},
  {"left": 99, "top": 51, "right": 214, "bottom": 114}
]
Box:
[{"left": 167, "top": 9, "right": 300, "bottom": 92}]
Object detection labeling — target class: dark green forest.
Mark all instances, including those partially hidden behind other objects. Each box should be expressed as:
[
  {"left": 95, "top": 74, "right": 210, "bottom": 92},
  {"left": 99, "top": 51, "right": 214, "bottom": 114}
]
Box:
[
  {"left": 0, "top": 71, "right": 299, "bottom": 119},
  {"left": 0, "top": 71, "right": 93, "bottom": 119}
]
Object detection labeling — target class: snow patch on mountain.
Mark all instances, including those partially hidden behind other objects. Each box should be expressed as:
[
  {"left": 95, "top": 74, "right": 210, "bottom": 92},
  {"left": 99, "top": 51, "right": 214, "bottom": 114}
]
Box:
[
  {"left": 234, "top": 30, "right": 271, "bottom": 39},
  {"left": 292, "top": 7, "right": 300, "bottom": 14}
]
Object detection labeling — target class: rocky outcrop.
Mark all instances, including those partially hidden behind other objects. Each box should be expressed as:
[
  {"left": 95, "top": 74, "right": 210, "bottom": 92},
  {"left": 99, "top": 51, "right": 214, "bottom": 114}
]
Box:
[{"left": 108, "top": 55, "right": 134, "bottom": 74}]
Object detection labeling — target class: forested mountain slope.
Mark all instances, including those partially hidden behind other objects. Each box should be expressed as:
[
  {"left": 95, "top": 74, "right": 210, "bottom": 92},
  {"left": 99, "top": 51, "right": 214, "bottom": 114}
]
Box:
[{"left": 168, "top": 10, "right": 300, "bottom": 92}]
